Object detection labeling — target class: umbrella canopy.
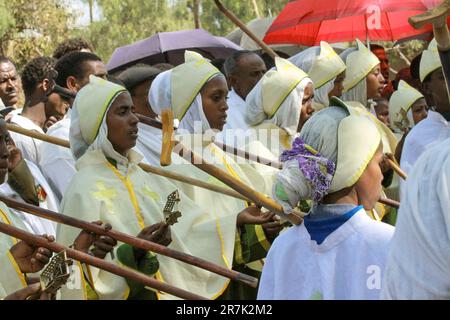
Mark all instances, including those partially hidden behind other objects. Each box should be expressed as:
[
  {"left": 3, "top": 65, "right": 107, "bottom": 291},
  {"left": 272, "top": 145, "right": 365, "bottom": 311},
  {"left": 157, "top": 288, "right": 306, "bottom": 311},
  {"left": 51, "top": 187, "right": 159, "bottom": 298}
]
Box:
[
  {"left": 107, "top": 29, "right": 242, "bottom": 73},
  {"left": 264, "top": 0, "right": 449, "bottom": 46}
]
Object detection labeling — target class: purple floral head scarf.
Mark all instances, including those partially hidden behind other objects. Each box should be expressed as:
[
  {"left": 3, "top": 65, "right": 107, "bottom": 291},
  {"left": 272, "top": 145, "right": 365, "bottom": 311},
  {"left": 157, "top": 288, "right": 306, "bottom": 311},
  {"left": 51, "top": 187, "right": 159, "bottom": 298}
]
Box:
[{"left": 280, "top": 137, "right": 336, "bottom": 202}]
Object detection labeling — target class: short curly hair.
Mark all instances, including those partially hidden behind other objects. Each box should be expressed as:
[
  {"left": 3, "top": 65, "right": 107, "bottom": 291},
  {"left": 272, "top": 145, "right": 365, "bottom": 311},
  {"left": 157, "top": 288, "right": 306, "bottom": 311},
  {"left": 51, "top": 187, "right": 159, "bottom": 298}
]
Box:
[
  {"left": 53, "top": 38, "right": 94, "bottom": 60},
  {"left": 21, "top": 56, "right": 57, "bottom": 97}
]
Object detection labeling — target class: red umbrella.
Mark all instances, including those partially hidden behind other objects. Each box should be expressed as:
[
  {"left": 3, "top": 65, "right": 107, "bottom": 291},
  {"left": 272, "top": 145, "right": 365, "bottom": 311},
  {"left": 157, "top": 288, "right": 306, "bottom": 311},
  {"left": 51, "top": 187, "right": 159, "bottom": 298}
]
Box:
[{"left": 264, "top": 0, "right": 449, "bottom": 46}]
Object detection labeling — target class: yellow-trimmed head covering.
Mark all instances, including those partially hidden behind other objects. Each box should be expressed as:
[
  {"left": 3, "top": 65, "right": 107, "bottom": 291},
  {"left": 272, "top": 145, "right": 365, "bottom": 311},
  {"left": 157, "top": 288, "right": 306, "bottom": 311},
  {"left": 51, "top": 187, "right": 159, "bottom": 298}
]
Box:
[
  {"left": 309, "top": 41, "right": 346, "bottom": 89},
  {"left": 343, "top": 39, "right": 380, "bottom": 93},
  {"left": 73, "top": 75, "right": 127, "bottom": 145},
  {"left": 261, "top": 57, "right": 309, "bottom": 118},
  {"left": 273, "top": 99, "right": 382, "bottom": 212},
  {"left": 420, "top": 38, "right": 441, "bottom": 83},
  {"left": 389, "top": 80, "right": 424, "bottom": 132},
  {"left": 170, "top": 51, "right": 220, "bottom": 120}
]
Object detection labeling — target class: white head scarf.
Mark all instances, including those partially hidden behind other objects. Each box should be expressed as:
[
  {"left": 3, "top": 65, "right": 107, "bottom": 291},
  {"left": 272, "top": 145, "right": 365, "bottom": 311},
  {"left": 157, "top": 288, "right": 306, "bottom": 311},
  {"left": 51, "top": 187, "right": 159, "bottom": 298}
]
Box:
[
  {"left": 273, "top": 100, "right": 382, "bottom": 214},
  {"left": 245, "top": 77, "right": 313, "bottom": 136},
  {"left": 389, "top": 80, "right": 424, "bottom": 133},
  {"left": 70, "top": 75, "right": 132, "bottom": 174},
  {"left": 149, "top": 69, "right": 223, "bottom": 134},
  {"left": 289, "top": 42, "right": 346, "bottom": 108},
  {"left": 340, "top": 47, "right": 368, "bottom": 107}
]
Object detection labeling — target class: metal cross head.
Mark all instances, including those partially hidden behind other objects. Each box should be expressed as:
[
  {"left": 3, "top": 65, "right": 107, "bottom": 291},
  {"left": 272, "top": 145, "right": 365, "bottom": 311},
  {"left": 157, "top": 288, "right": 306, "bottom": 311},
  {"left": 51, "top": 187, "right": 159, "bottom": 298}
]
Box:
[
  {"left": 40, "top": 251, "right": 72, "bottom": 295},
  {"left": 163, "top": 190, "right": 182, "bottom": 226}
]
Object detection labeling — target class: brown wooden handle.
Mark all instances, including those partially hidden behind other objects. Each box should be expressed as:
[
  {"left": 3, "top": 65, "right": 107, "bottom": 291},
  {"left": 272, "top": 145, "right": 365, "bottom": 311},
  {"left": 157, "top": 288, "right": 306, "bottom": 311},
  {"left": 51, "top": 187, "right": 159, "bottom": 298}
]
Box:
[
  {"left": 176, "top": 141, "right": 302, "bottom": 225},
  {"left": 0, "top": 195, "right": 259, "bottom": 289},
  {"left": 160, "top": 109, "right": 175, "bottom": 167},
  {"left": 0, "top": 222, "right": 208, "bottom": 300},
  {"left": 386, "top": 158, "right": 407, "bottom": 180},
  {"left": 213, "top": 0, "right": 279, "bottom": 59}
]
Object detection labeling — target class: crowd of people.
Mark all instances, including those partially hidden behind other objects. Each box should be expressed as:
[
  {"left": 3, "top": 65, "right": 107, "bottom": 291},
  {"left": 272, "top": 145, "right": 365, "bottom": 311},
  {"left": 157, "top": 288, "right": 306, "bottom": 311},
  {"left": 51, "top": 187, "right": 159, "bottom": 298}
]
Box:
[{"left": 0, "top": 7, "right": 449, "bottom": 301}]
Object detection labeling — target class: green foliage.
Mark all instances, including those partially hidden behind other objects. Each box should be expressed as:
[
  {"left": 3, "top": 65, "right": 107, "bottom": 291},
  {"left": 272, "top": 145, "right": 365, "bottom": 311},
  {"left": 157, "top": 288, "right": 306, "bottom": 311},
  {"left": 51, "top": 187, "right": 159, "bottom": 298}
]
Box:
[{"left": 0, "top": 0, "right": 73, "bottom": 69}]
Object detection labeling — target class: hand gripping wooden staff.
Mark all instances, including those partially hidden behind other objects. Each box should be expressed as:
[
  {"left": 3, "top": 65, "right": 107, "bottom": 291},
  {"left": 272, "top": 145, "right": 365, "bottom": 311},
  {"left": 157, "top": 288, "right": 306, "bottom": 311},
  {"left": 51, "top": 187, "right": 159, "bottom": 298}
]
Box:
[
  {"left": 0, "top": 221, "right": 207, "bottom": 300},
  {"left": 0, "top": 195, "right": 258, "bottom": 288}
]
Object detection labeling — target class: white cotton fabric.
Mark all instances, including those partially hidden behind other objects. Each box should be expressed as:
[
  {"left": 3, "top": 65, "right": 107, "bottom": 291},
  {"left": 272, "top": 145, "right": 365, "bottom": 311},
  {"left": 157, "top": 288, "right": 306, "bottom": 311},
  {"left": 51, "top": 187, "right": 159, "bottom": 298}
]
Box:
[
  {"left": 245, "top": 77, "right": 313, "bottom": 136},
  {"left": 381, "top": 137, "right": 450, "bottom": 299},
  {"left": 0, "top": 160, "right": 58, "bottom": 237},
  {"left": 149, "top": 69, "right": 218, "bottom": 134},
  {"left": 223, "top": 89, "right": 249, "bottom": 130},
  {"left": 9, "top": 113, "right": 44, "bottom": 166},
  {"left": 39, "top": 111, "right": 76, "bottom": 202},
  {"left": 289, "top": 46, "right": 336, "bottom": 108},
  {"left": 341, "top": 77, "right": 368, "bottom": 108},
  {"left": 399, "top": 110, "right": 450, "bottom": 197},
  {"left": 257, "top": 208, "right": 394, "bottom": 300}
]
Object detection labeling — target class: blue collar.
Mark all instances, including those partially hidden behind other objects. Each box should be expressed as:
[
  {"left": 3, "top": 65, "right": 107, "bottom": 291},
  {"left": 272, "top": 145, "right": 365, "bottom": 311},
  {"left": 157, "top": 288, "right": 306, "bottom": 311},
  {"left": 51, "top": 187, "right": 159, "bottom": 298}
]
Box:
[{"left": 303, "top": 205, "right": 362, "bottom": 245}]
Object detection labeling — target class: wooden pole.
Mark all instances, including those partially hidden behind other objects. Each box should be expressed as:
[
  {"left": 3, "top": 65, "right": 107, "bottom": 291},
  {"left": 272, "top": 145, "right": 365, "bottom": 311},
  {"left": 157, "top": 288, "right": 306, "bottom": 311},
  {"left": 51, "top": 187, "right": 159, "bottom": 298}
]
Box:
[
  {"left": 5, "top": 123, "right": 249, "bottom": 202},
  {"left": 0, "top": 222, "right": 207, "bottom": 300},
  {"left": 7, "top": 124, "right": 402, "bottom": 214},
  {"left": 378, "top": 197, "right": 400, "bottom": 209},
  {"left": 175, "top": 142, "right": 303, "bottom": 225},
  {"left": 385, "top": 154, "right": 408, "bottom": 180},
  {"left": 213, "top": 0, "right": 278, "bottom": 59},
  {"left": 213, "top": 140, "right": 283, "bottom": 169},
  {"left": 137, "top": 114, "right": 283, "bottom": 169},
  {"left": 0, "top": 195, "right": 258, "bottom": 288}
]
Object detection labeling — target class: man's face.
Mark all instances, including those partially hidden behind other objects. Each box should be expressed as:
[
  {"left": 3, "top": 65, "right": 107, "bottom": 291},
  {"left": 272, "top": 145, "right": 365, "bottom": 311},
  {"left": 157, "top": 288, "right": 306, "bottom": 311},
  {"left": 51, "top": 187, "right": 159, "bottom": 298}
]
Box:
[
  {"left": 230, "top": 54, "right": 266, "bottom": 100},
  {"left": 426, "top": 68, "right": 450, "bottom": 114},
  {"left": 375, "top": 101, "right": 390, "bottom": 127},
  {"left": 76, "top": 60, "right": 108, "bottom": 90},
  {"left": 0, "top": 62, "right": 20, "bottom": 107},
  {"left": 371, "top": 48, "right": 389, "bottom": 81},
  {"left": 131, "top": 79, "right": 157, "bottom": 118}
]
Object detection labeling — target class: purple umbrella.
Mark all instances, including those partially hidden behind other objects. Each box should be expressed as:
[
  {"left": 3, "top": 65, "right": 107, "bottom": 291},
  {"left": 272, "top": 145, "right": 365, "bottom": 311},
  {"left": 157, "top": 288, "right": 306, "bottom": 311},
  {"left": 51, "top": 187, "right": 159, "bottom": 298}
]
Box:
[{"left": 107, "top": 29, "right": 242, "bottom": 73}]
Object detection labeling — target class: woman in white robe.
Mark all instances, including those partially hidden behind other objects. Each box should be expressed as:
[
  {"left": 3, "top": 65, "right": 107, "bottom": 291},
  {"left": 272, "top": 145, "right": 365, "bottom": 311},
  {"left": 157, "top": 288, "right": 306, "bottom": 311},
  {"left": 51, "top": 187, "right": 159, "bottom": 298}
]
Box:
[
  {"left": 257, "top": 100, "right": 394, "bottom": 300},
  {"left": 144, "top": 51, "right": 282, "bottom": 299},
  {"left": 57, "top": 75, "right": 275, "bottom": 300}
]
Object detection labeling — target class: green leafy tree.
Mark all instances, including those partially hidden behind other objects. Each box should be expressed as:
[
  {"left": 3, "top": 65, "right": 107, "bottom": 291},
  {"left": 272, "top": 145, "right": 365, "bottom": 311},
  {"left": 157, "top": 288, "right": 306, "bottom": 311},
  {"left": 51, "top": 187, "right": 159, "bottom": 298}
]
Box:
[{"left": 0, "top": 0, "right": 73, "bottom": 68}]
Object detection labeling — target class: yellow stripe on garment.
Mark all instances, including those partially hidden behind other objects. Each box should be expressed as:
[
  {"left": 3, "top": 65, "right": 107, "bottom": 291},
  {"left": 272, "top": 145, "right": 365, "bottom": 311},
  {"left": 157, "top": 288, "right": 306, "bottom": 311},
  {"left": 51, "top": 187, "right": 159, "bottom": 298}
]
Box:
[
  {"left": 105, "top": 162, "right": 146, "bottom": 229},
  {"left": 6, "top": 251, "right": 27, "bottom": 288},
  {"left": 255, "top": 225, "right": 271, "bottom": 252},
  {"left": 0, "top": 208, "right": 27, "bottom": 287},
  {"left": 0, "top": 208, "right": 18, "bottom": 245}
]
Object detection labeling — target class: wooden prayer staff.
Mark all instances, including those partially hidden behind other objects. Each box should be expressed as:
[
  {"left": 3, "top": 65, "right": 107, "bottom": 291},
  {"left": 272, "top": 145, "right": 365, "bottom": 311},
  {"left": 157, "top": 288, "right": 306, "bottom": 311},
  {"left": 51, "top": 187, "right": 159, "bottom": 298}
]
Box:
[
  {"left": 0, "top": 222, "right": 207, "bottom": 300},
  {"left": 6, "top": 124, "right": 402, "bottom": 212},
  {"left": 213, "top": 0, "right": 278, "bottom": 59},
  {"left": 379, "top": 198, "right": 400, "bottom": 209},
  {"left": 173, "top": 141, "right": 303, "bottom": 225},
  {"left": 5, "top": 123, "right": 248, "bottom": 202},
  {"left": 0, "top": 195, "right": 258, "bottom": 288},
  {"left": 137, "top": 113, "right": 282, "bottom": 169},
  {"left": 213, "top": 139, "right": 283, "bottom": 170},
  {"left": 385, "top": 154, "right": 408, "bottom": 180}
]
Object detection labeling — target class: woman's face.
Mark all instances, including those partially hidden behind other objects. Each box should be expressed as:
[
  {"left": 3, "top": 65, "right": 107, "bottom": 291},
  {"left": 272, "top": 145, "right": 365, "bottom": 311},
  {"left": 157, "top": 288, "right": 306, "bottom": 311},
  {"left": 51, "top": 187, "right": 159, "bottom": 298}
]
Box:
[
  {"left": 0, "top": 120, "right": 10, "bottom": 184},
  {"left": 200, "top": 75, "right": 229, "bottom": 131},
  {"left": 328, "top": 71, "right": 346, "bottom": 98},
  {"left": 354, "top": 144, "right": 384, "bottom": 210},
  {"left": 366, "top": 65, "right": 385, "bottom": 100},
  {"left": 411, "top": 98, "right": 428, "bottom": 125},
  {"left": 106, "top": 92, "right": 139, "bottom": 156},
  {"left": 298, "top": 82, "right": 315, "bottom": 131}
]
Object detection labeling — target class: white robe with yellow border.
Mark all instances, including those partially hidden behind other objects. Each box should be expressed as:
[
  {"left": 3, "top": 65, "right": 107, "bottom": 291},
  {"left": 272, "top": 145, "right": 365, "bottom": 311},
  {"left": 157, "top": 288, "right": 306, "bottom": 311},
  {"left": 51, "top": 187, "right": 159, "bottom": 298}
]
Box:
[{"left": 58, "top": 149, "right": 240, "bottom": 300}]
